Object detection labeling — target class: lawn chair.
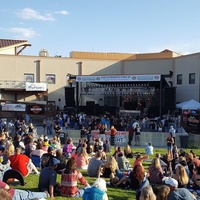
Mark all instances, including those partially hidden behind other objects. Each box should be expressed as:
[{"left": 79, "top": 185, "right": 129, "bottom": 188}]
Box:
[{"left": 3, "top": 169, "right": 25, "bottom": 186}]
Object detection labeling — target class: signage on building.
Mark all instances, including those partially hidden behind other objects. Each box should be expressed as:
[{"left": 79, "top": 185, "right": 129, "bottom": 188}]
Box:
[
  {"left": 76, "top": 74, "right": 161, "bottom": 82},
  {"left": 28, "top": 105, "right": 45, "bottom": 114},
  {"left": 26, "top": 82, "right": 47, "bottom": 91},
  {"left": 1, "top": 104, "right": 26, "bottom": 112}
]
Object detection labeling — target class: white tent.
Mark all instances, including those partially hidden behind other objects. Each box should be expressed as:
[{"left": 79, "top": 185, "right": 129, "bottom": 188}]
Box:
[
  {"left": 176, "top": 100, "right": 188, "bottom": 109},
  {"left": 176, "top": 99, "right": 200, "bottom": 110}
]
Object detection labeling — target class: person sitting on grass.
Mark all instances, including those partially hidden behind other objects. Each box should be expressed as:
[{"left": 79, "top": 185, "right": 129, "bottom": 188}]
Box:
[
  {"left": 102, "top": 156, "right": 118, "bottom": 178},
  {"left": 133, "top": 154, "right": 149, "bottom": 168},
  {"left": 60, "top": 158, "right": 89, "bottom": 198},
  {"left": 9, "top": 147, "right": 40, "bottom": 177},
  {"left": 145, "top": 142, "right": 154, "bottom": 155},
  {"left": 38, "top": 157, "right": 60, "bottom": 198},
  {"left": 164, "top": 178, "right": 196, "bottom": 199},
  {"left": 139, "top": 185, "right": 156, "bottom": 200},
  {"left": 124, "top": 144, "right": 134, "bottom": 158},
  {"left": 62, "top": 137, "right": 76, "bottom": 158},
  {"left": 148, "top": 157, "right": 164, "bottom": 184},
  {"left": 128, "top": 164, "right": 150, "bottom": 200},
  {"left": 172, "top": 165, "right": 189, "bottom": 188},
  {"left": 0, "top": 179, "right": 49, "bottom": 200},
  {"left": 87, "top": 151, "right": 103, "bottom": 178},
  {"left": 83, "top": 178, "right": 108, "bottom": 200},
  {"left": 75, "top": 147, "right": 89, "bottom": 170}
]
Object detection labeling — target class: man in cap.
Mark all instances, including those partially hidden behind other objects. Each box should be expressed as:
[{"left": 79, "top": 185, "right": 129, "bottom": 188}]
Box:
[
  {"left": 38, "top": 157, "right": 60, "bottom": 198},
  {"left": 164, "top": 178, "right": 196, "bottom": 199}
]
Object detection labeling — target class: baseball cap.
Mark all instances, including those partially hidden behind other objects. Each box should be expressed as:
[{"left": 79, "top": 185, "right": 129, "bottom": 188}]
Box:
[
  {"left": 48, "top": 146, "right": 54, "bottom": 152},
  {"left": 49, "top": 158, "right": 60, "bottom": 166},
  {"left": 164, "top": 178, "right": 178, "bottom": 187}
]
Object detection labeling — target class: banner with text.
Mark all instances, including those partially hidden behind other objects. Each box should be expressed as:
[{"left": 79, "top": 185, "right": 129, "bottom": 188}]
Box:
[{"left": 91, "top": 131, "right": 127, "bottom": 145}]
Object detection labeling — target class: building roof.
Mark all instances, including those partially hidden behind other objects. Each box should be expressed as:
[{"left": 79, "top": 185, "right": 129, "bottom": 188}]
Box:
[
  {"left": 0, "top": 39, "right": 31, "bottom": 55},
  {"left": 0, "top": 39, "right": 28, "bottom": 48}
]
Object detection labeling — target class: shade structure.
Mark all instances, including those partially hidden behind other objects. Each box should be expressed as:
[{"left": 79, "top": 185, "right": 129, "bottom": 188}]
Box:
[{"left": 176, "top": 99, "right": 200, "bottom": 110}]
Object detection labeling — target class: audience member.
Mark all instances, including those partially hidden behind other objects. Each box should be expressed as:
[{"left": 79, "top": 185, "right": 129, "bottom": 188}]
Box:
[
  {"left": 145, "top": 142, "right": 154, "bottom": 155},
  {"left": 83, "top": 178, "right": 108, "bottom": 200},
  {"left": 148, "top": 157, "right": 164, "bottom": 184},
  {"left": 139, "top": 185, "right": 156, "bottom": 200},
  {"left": 75, "top": 147, "right": 89, "bottom": 170},
  {"left": 40, "top": 146, "right": 55, "bottom": 169},
  {"left": 164, "top": 178, "right": 196, "bottom": 199},
  {"left": 9, "top": 147, "right": 39, "bottom": 177},
  {"left": 55, "top": 149, "right": 66, "bottom": 174},
  {"left": 124, "top": 144, "right": 134, "bottom": 158},
  {"left": 62, "top": 137, "right": 76, "bottom": 158},
  {"left": 87, "top": 151, "right": 103, "bottom": 178},
  {"left": 60, "top": 158, "right": 89, "bottom": 197},
  {"left": 102, "top": 156, "right": 118, "bottom": 178},
  {"left": 0, "top": 180, "right": 49, "bottom": 200},
  {"left": 156, "top": 185, "right": 170, "bottom": 200},
  {"left": 172, "top": 165, "right": 189, "bottom": 188},
  {"left": 38, "top": 157, "right": 60, "bottom": 198}
]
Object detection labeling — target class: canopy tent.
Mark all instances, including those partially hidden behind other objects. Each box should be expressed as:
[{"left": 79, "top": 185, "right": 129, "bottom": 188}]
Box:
[{"left": 176, "top": 99, "right": 200, "bottom": 110}]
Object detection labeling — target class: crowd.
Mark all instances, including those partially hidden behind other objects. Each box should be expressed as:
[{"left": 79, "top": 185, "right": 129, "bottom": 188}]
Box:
[{"left": 0, "top": 112, "right": 197, "bottom": 200}]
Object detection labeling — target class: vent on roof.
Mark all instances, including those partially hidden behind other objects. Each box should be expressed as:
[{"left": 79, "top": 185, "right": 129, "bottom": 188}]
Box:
[{"left": 39, "top": 49, "right": 49, "bottom": 57}]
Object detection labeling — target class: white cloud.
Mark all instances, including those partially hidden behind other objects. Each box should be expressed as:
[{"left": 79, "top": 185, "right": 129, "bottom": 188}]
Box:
[
  {"left": 18, "top": 8, "right": 55, "bottom": 21},
  {"left": 55, "top": 10, "right": 69, "bottom": 15},
  {"left": 9, "top": 27, "right": 39, "bottom": 38}
]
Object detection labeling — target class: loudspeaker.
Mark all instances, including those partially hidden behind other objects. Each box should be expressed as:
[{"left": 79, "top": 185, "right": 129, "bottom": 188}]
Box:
[
  {"left": 65, "top": 87, "right": 75, "bottom": 107},
  {"left": 163, "top": 87, "right": 176, "bottom": 110}
]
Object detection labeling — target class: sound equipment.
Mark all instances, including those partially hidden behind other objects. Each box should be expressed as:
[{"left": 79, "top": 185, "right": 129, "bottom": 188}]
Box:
[{"left": 65, "top": 87, "right": 75, "bottom": 107}]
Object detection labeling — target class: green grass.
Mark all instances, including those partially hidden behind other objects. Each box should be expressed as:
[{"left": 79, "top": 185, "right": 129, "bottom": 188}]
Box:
[{"left": 12, "top": 147, "right": 200, "bottom": 200}]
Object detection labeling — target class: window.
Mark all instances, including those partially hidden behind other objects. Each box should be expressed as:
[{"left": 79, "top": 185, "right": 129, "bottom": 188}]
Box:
[
  {"left": 46, "top": 74, "right": 55, "bottom": 84},
  {"left": 177, "top": 74, "right": 182, "bottom": 85},
  {"left": 24, "top": 73, "right": 34, "bottom": 82},
  {"left": 189, "top": 73, "right": 195, "bottom": 84}
]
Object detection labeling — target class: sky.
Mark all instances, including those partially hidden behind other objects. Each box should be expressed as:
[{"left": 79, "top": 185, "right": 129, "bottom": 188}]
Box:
[{"left": 1, "top": 1, "right": 200, "bottom": 57}]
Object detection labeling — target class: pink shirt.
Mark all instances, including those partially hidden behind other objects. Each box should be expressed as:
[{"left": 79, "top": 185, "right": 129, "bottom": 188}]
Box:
[{"left": 75, "top": 155, "right": 89, "bottom": 169}]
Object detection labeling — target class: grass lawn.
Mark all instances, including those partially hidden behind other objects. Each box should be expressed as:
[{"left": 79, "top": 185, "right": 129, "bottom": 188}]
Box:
[{"left": 12, "top": 147, "right": 200, "bottom": 200}]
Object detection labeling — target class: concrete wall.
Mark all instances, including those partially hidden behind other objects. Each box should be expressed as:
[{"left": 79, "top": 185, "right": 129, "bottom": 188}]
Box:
[{"left": 66, "top": 130, "right": 187, "bottom": 148}]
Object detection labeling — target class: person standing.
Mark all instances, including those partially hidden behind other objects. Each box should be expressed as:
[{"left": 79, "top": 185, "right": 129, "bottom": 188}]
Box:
[
  {"left": 128, "top": 124, "right": 134, "bottom": 146},
  {"left": 135, "top": 124, "right": 141, "bottom": 146},
  {"left": 38, "top": 158, "right": 60, "bottom": 198},
  {"left": 46, "top": 118, "right": 53, "bottom": 135},
  {"left": 54, "top": 122, "right": 62, "bottom": 141},
  {"left": 169, "top": 126, "right": 176, "bottom": 144},
  {"left": 110, "top": 126, "right": 116, "bottom": 146},
  {"left": 166, "top": 133, "right": 174, "bottom": 158}
]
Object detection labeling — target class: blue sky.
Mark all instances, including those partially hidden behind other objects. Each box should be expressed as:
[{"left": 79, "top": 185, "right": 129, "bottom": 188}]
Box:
[{"left": 1, "top": 1, "right": 200, "bottom": 57}]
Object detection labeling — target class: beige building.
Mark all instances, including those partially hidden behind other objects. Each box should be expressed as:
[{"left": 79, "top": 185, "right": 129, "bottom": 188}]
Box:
[{"left": 0, "top": 39, "right": 199, "bottom": 116}]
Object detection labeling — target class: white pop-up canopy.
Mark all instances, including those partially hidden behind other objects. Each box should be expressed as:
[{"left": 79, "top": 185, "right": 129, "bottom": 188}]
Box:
[{"left": 176, "top": 99, "right": 200, "bottom": 110}]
